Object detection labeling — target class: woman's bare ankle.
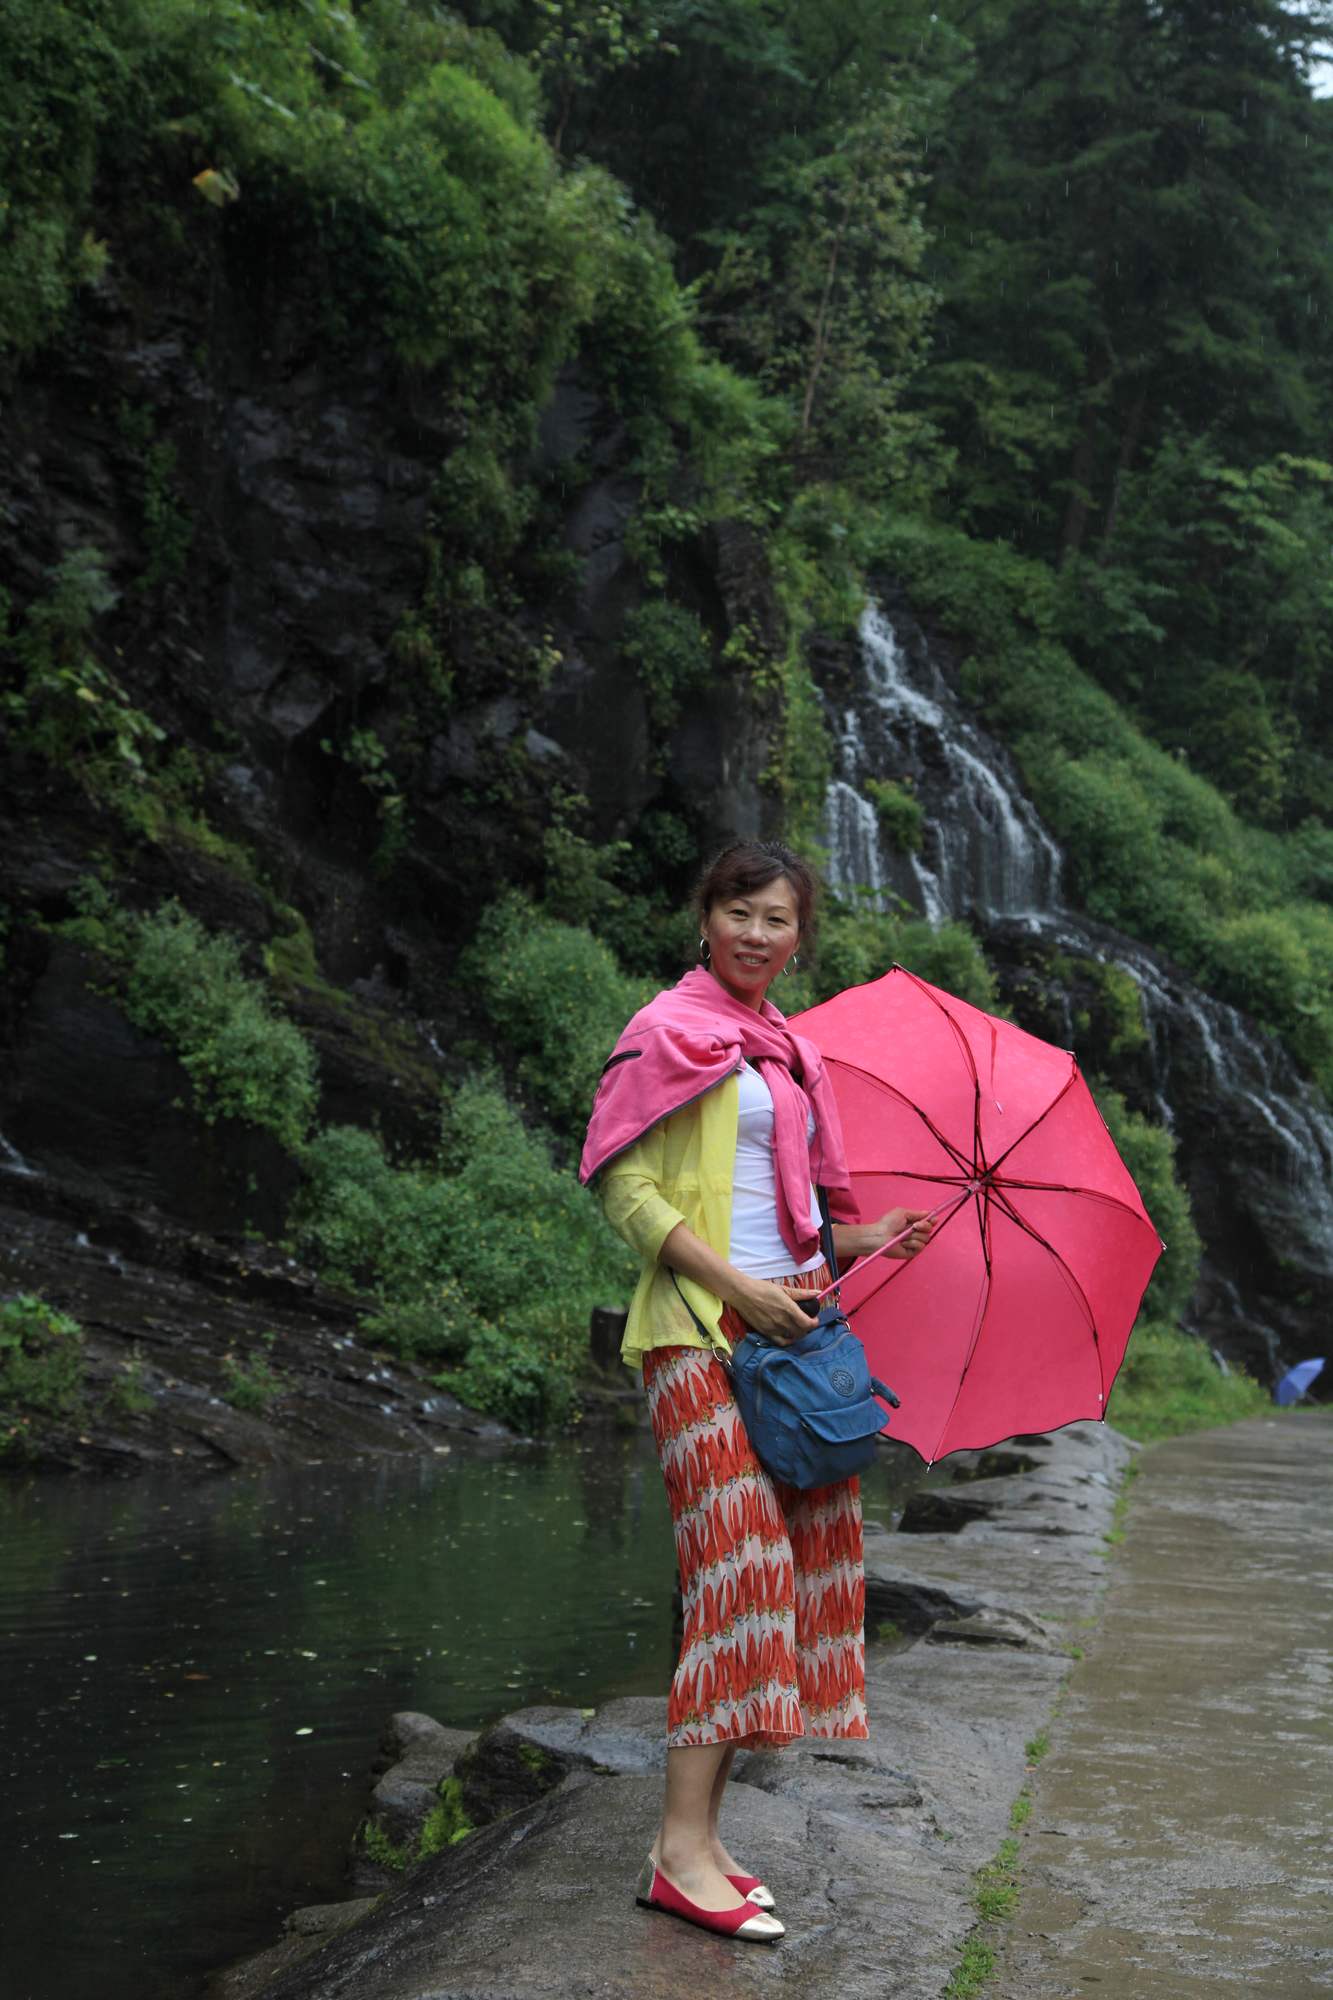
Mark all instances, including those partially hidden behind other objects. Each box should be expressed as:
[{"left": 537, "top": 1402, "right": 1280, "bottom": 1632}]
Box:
[
  {"left": 655, "top": 1838, "right": 743, "bottom": 1908},
  {"left": 709, "top": 1833, "right": 744, "bottom": 1877}
]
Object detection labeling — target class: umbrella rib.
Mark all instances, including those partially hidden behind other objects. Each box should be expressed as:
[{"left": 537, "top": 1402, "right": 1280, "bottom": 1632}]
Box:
[
  {"left": 829, "top": 1058, "right": 974, "bottom": 1176},
  {"left": 997, "top": 1179, "right": 1166, "bottom": 1235},
  {"left": 928, "top": 1185, "right": 994, "bottom": 1464},
  {"left": 894, "top": 965, "right": 987, "bottom": 1175},
  {"left": 852, "top": 1169, "right": 977, "bottom": 1188},
  {"left": 985, "top": 1068, "right": 1079, "bottom": 1180}
]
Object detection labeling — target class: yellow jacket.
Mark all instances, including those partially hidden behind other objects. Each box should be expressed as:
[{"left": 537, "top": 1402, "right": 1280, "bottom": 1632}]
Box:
[{"left": 597, "top": 1072, "right": 740, "bottom": 1368}]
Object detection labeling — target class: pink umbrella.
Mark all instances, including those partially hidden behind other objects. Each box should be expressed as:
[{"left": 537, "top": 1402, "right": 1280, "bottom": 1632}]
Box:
[{"left": 792, "top": 966, "right": 1163, "bottom": 1462}]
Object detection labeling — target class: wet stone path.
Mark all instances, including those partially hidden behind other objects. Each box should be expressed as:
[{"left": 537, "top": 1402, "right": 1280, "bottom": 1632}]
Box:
[{"left": 993, "top": 1411, "right": 1333, "bottom": 2000}]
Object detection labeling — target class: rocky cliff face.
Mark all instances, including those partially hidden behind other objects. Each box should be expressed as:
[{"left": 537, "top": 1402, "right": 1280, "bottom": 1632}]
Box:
[{"left": 0, "top": 268, "right": 786, "bottom": 1464}]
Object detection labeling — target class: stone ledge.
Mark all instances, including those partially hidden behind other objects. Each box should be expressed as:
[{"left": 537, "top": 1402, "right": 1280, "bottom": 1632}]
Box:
[{"left": 208, "top": 1420, "right": 1134, "bottom": 2000}]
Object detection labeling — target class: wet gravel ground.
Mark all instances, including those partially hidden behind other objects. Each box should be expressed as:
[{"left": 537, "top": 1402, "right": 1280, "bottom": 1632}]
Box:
[{"left": 992, "top": 1410, "right": 1333, "bottom": 1999}]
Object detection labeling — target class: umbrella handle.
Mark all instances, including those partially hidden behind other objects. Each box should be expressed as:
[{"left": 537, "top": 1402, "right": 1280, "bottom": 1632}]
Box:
[{"left": 815, "top": 1189, "right": 971, "bottom": 1304}]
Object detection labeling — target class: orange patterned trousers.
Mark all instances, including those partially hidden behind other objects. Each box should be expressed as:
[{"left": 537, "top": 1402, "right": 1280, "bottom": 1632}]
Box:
[{"left": 643, "top": 1264, "right": 868, "bottom": 1749}]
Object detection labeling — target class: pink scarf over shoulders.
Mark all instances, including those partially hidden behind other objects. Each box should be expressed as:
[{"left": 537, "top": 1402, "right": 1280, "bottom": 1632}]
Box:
[{"left": 579, "top": 967, "right": 859, "bottom": 1263}]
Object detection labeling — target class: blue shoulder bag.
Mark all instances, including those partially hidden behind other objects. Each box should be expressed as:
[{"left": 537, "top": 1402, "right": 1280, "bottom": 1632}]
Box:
[{"left": 673, "top": 1193, "right": 901, "bottom": 1490}]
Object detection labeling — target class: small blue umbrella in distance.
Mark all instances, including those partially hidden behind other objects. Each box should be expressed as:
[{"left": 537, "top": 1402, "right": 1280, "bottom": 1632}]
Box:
[{"left": 1275, "top": 1357, "right": 1326, "bottom": 1406}]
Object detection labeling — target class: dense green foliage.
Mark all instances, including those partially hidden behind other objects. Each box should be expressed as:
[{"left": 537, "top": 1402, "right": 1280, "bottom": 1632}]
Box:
[
  {"left": 0, "top": 1295, "right": 86, "bottom": 1450},
  {"left": 220, "top": 1336, "right": 289, "bottom": 1412},
  {"left": 863, "top": 778, "right": 924, "bottom": 855},
  {"left": 1, "top": 547, "right": 165, "bottom": 801},
  {"left": 460, "top": 894, "right": 652, "bottom": 1139},
  {"left": 60, "top": 886, "right": 319, "bottom": 1150},
  {"left": 785, "top": 897, "right": 999, "bottom": 1016},
  {"left": 293, "top": 1079, "right": 635, "bottom": 1429},
  {"left": 1108, "top": 1320, "right": 1269, "bottom": 1442},
  {"left": 1092, "top": 1088, "right": 1200, "bottom": 1323}
]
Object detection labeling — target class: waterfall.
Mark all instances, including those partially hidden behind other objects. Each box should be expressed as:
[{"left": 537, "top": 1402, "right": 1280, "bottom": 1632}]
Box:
[
  {"left": 1037, "top": 919, "right": 1333, "bottom": 1286},
  {"left": 820, "top": 596, "right": 1333, "bottom": 1373},
  {"left": 0, "top": 1131, "right": 36, "bottom": 1177},
  {"left": 824, "top": 604, "right": 1061, "bottom": 923}
]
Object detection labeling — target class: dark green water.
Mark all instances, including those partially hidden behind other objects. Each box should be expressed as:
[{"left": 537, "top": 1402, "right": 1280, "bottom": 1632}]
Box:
[{"left": 0, "top": 1431, "right": 932, "bottom": 2000}]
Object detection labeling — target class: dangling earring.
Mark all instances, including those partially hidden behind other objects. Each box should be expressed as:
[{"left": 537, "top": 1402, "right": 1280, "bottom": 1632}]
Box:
[
  {"left": 698, "top": 937, "right": 711, "bottom": 966},
  {"left": 783, "top": 951, "right": 800, "bottom": 977}
]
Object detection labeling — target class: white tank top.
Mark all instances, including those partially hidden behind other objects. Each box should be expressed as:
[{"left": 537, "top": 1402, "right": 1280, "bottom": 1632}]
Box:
[{"left": 728, "top": 1061, "right": 824, "bottom": 1277}]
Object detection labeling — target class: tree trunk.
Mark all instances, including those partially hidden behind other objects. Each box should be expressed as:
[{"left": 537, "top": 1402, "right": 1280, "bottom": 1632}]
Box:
[
  {"left": 1098, "top": 386, "right": 1148, "bottom": 561},
  {"left": 1059, "top": 349, "right": 1111, "bottom": 563},
  {"left": 801, "top": 209, "right": 851, "bottom": 439}
]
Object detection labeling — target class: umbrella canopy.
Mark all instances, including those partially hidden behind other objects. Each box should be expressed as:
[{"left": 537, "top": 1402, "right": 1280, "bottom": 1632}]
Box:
[
  {"left": 792, "top": 966, "right": 1163, "bottom": 1462},
  {"left": 1275, "top": 1357, "right": 1326, "bottom": 1406}
]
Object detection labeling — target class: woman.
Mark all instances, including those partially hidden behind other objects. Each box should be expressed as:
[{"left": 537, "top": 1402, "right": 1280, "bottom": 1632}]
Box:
[{"left": 580, "top": 840, "right": 932, "bottom": 1944}]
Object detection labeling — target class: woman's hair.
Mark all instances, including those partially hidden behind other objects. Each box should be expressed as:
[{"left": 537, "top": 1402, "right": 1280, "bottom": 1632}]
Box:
[{"left": 696, "top": 840, "right": 818, "bottom": 934}]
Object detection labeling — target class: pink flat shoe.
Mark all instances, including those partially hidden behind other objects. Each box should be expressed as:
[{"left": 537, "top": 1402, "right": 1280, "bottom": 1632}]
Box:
[
  {"left": 635, "top": 1859, "right": 784, "bottom": 1942},
  {"left": 726, "top": 1871, "right": 777, "bottom": 1911}
]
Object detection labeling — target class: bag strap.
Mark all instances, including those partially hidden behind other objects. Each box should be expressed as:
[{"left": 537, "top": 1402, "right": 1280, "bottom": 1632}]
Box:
[
  {"left": 816, "top": 1185, "right": 841, "bottom": 1290},
  {"left": 669, "top": 1270, "right": 734, "bottom": 1367}
]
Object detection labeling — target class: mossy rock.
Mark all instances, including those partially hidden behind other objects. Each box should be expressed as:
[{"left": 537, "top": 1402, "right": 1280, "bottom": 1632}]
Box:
[{"left": 456, "top": 1718, "right": 571, "bottom": 1827}]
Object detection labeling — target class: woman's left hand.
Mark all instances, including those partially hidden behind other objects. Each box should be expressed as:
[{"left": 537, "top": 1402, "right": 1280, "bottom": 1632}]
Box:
[{"left": 870, "top": 1207, "right": 934, "bottom": 1259}]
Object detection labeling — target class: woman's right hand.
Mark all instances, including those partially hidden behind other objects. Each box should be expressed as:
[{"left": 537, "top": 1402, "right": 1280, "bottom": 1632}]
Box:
[{"left": 731, "top": 1277, "right": 822, "bottom": 1345}]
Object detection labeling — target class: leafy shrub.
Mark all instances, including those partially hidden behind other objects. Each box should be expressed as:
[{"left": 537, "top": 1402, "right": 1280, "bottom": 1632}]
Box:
[
  {"left": 1091, "top": 1087, "right": 1201, "bottom": 1324},
  {"left": 435, "top": 1323, "right": 569, "bottom": 1434},
  {"left": 57, "top": 883, "right": 318, "bottom": 1148},
  {"left": 417, "top": 1777, "right": 473, "bottom": 1857},
  {"left": 436, "top": 1079, "right": 635, "bottom": 1359},
  {"left": 1, "top": 547, "right": 166, "bottom": 799},
  {"left": 0, "top": 1293, "right": 85, "bottom": 1419},
  {"left": 864, "top": 777, "right": 923, "bottom": 853},
  {"left": 620, "top": 599, "right": 712, "bottom": 737},
  {"left": 293, "top": 1079, "right": 636, "bottom": 1431},
  {"left": 359, "top": 1288, "right": 472, "bottom": 1365},
  {"left": 360, "top": 1774, "right": 472, "bottom": 1874},
  {"left": 0, "top": 0, "right": 126, "bottom": 358},
  {"left": 1203, "top": 912, "right": 1320, "bottom": 1028},
  {"left": 106, "top": 1347, "right": 154, "bottom": 1417},
  {"left": 1286, "top": 820, "right": 1333, "bottom": 903},
  {"left": 461, "top": 893, "right": 652, "bottom": 1139},
  {"left": 220, "top": 1338, "right": 288, "bottom": 1412},
  {"left": 1083, "top": 962, "right": 1149, "bottom": 1061},
  {"left": 1107, "top": 1320, "right": 1268, "bottom": 1443},
  {"left": 123, "top": 902, "right": 319, "bottom": 1150},
  {"left": 786, "top": 897, "right": 998, "bottom": 1014},
  {"left": 294, "top": 1124, "right": 459, "bottom": 1299}
]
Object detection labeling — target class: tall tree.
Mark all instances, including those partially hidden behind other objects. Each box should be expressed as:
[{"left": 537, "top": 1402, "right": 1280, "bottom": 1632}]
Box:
[{"left": 918, "top": 0, "right": 1333, "bottom": 559}]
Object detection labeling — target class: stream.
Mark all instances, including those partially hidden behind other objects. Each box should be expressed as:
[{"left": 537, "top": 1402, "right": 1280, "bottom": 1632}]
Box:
[{"left": 0, "top": 1432, "right": 939, "bottom": 2000}]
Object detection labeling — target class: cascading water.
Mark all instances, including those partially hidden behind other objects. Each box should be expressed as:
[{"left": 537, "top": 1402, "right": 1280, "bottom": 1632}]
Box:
[
  {"left": 821, "top": 597, "right": 1333, "bottom": 1373},
  {"left": 0, "top": 1130, "right": 36, "bottom": 1177},
  {"left": 825, "top": 604, "right": 1062, "bottom": 923}
]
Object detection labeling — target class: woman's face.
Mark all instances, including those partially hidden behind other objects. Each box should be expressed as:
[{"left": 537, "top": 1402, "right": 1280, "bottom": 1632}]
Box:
[{"left": 703, "top": 875, "right": 801, "bottom": 1009}]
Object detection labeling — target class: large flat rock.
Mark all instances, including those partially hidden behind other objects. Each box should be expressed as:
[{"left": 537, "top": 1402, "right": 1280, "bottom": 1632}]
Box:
[{"left": 234, "top": 1770, "right": 974, "bottom": 2000}]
